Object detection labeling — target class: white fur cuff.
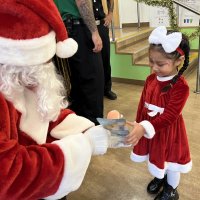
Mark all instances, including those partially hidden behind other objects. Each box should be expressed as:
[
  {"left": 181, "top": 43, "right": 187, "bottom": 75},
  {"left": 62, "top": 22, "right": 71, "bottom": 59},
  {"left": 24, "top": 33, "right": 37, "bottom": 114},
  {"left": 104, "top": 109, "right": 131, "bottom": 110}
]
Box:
[
  {"left": 140, "top": 120, "right": 155, "bottom": 139},
  {"left": 45, "top": 134, "right": 92, "bottom": 200},
  {"left": 51, "top": 113, "right": 95, "bottom": 139},
  {"left": 84, "top": 126, "right": 108, "bottom": 155}
]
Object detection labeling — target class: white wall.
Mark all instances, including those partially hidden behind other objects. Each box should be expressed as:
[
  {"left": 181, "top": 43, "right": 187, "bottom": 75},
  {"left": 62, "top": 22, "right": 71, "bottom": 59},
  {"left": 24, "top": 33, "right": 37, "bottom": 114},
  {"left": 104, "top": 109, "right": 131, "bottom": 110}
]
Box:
[
  {"left": 118, "top": 0, "right": 150, "bottom": 27},
  {"left": 118, "top": 0, "right": 200, "bottom": 28},
  {"left": 178, "top": 0, "right": 200, "bottom": 27}
]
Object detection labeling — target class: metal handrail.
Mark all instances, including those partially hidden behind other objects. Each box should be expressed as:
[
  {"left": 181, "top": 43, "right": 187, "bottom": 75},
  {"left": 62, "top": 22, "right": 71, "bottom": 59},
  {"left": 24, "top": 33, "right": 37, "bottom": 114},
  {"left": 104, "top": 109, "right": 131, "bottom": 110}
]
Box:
[
  {"left": 196, "top": 20, "right": 200, "bottom": 94},
  {"left": 137, "top": 2, "right": 141, "bottom": 29},
  {"left": 173, "top": 0, "right": 200, "bottom": 93},
  {"left": 173, "top": 0, "right": 200, "bottom": 16},
  {"left": 110, "top": 20, "right": 115, "bottom": 42}
]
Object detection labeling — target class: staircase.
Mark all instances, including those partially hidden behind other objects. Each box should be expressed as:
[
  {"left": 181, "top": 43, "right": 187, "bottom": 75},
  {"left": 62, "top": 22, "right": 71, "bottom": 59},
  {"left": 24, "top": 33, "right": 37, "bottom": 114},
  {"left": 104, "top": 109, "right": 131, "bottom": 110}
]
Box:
[
  {"left": 115, "top": 28, "right": 152, "bottom": 65},
  {"left": 112, "top": 27, "right": 198, "bottom": 79}
]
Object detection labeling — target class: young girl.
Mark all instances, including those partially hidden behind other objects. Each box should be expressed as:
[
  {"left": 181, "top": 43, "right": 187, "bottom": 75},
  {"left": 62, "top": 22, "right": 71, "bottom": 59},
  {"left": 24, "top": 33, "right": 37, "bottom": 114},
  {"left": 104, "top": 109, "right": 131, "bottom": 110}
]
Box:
[{"left": 126, "top": 26, "right": 192, "bottom": 200}]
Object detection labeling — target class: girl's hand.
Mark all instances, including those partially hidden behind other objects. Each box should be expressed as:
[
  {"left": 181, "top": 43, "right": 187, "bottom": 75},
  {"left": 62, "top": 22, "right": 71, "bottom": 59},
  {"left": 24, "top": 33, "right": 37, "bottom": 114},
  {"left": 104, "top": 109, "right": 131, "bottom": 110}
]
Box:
[{"left": 126, "top": 122, "right": 145, "bottom": 146}]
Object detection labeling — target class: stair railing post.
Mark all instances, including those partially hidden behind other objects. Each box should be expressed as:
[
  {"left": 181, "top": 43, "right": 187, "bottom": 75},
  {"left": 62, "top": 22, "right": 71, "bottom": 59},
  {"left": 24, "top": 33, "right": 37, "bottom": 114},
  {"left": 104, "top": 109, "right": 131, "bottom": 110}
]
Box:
[
  {"left": 172, "top": 0, "right": 200, "bottom": 94},
  {"left": 176, "top": 4, "right": 179, "bottom": 25},
  {"left": 110, "top": 19, "right": 115, "bottom": 42},
  {"left": 137, "top": 1, "right": 140, "bottom": 29},
  {"left": 194, "top": 19, "right": 200, "bottom": 94}
]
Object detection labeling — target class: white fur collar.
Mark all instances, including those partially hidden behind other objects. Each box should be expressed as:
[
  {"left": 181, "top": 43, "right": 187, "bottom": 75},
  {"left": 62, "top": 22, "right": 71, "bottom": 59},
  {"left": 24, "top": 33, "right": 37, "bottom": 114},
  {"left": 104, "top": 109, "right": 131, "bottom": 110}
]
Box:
[
  {"left": 14, "top": 88, "right": 49, "bottom": 144},
  {"left": 157, "top": 75, "right": 176, "bottom": 82}
]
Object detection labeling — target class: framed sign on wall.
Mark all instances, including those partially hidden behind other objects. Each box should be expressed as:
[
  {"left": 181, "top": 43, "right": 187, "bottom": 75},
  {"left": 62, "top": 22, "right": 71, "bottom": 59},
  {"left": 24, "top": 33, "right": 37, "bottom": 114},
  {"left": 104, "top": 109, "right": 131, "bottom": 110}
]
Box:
[
  {"left": 178, "top": 0, "right": 200, "bottom": 27},
  {"left": 149, "top": 6, "right": 170, "bottom": 27}
]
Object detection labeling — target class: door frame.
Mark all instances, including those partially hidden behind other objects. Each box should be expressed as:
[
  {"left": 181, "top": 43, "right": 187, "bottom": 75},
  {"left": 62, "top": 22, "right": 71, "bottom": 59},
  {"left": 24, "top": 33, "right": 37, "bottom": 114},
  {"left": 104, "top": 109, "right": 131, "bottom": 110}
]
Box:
[{"left": 102, "top": 0, "right": 120, "bottom": 28}]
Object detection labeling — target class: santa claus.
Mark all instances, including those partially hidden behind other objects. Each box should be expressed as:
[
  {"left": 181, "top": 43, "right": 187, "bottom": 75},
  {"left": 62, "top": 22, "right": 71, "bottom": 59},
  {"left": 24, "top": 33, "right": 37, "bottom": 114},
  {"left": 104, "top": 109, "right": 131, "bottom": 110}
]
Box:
[{"left": 0, "top": 0, "right": 122, "bottom": 199}]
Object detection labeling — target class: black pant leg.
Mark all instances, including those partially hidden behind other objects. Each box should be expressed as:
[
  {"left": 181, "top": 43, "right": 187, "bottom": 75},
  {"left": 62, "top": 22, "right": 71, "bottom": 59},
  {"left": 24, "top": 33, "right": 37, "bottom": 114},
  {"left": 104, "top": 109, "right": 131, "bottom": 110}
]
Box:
[
  {"left": 97, "top": 24, "right": 112, "bottom": 92},
  {"left": 67, "top": 25, "right": 104, "bottom": 124}
]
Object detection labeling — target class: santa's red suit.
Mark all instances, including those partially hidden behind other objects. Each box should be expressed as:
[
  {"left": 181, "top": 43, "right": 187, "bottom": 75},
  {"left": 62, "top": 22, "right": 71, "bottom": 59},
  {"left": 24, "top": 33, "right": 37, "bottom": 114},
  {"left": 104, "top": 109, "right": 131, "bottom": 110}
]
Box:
[{"left": 0, "top": 90, "right": 108, "bottom": 200}]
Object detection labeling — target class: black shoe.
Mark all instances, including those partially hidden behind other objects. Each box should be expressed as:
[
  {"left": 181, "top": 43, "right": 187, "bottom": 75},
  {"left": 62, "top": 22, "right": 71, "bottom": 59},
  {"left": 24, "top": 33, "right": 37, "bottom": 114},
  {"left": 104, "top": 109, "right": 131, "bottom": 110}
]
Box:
[
  {"left": 58, "top": 196, "right": 67, "bottom": 200},
  {"left": 104, "top": 91, "right": 117, "bottom": 100},
  {"left": 147, "top": 176, "right": 166, "bottom": 194},
  {"left": 154, "top": 182, "right": 179, "bottom": 200}
]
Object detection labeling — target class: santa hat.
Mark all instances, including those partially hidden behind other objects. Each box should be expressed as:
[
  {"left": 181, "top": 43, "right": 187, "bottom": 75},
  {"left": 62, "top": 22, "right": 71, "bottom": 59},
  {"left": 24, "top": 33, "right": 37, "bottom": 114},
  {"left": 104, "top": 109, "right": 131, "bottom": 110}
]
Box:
[{"left": 0, "top": 0, "right": 78, "bottom": 66}]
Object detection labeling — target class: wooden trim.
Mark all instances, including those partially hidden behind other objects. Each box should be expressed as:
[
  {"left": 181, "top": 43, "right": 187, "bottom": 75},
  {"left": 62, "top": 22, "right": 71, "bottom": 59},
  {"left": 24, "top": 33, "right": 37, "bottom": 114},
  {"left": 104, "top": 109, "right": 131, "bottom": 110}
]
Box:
[
  {"left": 112, "top": 77, "right": 145, "bottom": 85},
  {"left": 102, "top": 0, "right": 120, "bottom": 27},
  {"left": 122, "top": 22, "right": 149, "bottom": 28}
]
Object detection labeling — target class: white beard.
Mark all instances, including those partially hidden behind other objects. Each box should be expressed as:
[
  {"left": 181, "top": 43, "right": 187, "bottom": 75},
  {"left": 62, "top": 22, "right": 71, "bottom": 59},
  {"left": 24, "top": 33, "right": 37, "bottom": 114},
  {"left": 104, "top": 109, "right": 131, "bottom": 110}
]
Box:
[{"left": 0, "top": 62, "right": 68, "bottom": 121}]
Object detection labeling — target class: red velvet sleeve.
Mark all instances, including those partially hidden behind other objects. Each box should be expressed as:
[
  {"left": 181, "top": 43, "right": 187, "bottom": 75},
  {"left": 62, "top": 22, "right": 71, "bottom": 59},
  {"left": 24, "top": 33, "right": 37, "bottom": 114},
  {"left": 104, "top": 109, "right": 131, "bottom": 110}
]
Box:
[
  {"left": 136, "top": 76, "right": 148, "bottom": 121},
  {"left": 48, "top": 109, "right": 75, "bottom": 131},
  {"left": 47, "top": 109, "right": 75, "bottom": 143},
  {"left": 0, "top": 95, "right": 65, "bottom": 200},
  {"left": 150, "top": 80, "right": 189, "bottom": 132}
]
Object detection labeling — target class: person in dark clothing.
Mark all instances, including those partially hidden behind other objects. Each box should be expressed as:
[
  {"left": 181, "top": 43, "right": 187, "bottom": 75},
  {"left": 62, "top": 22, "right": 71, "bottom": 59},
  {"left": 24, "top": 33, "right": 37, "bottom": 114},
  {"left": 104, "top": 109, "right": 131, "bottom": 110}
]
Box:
[
  {"left": 93, "top": 0, "right": 117, "bottom": 100},
  {"left": 54, "top": 0, "right": 104, "bottom": 125}
]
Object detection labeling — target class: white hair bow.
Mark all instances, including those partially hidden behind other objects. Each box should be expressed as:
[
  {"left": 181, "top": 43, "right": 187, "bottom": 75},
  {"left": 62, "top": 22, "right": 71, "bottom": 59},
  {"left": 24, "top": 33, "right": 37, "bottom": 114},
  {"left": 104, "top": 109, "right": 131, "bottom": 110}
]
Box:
[{"left": 148, "top": 26, "right": 182, "bottom": 53}]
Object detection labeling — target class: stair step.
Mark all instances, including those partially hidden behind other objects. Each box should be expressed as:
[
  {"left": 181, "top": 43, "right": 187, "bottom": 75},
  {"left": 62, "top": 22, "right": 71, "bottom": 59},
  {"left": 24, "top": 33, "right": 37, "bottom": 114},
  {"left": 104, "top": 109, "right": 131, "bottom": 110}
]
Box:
[
  {"left": 184, "top": 51, "right": 199, "bottom": 77},
  {"left": 117, "top": 40, "right": 149, "bottom": 63},
  {"left": 117, "top": 40, "right": 149, "bottom": 54},
  {"left": 135, "top": 51, "right": 199, "bottom": 72},
  {"left": 116, "top": 28, "right": 152, "bottom": 50},
  {"left": 135, "top": 54, "right": 149, "bottom": 66}
]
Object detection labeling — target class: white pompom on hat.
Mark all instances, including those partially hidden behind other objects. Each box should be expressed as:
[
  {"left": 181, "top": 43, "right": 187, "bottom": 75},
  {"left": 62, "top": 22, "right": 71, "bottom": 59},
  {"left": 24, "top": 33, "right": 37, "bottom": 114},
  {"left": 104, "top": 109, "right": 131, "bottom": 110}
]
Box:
[{"left": 0, "top": 0, "right": 78, "bottom": 66}]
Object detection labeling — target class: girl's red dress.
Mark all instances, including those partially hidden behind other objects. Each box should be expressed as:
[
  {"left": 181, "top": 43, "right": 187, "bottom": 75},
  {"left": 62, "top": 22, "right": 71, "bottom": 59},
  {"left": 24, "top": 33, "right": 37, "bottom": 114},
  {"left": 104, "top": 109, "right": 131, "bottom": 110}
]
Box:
[{"left": 131, "top": 73, "right": 192, "bottom": 178}]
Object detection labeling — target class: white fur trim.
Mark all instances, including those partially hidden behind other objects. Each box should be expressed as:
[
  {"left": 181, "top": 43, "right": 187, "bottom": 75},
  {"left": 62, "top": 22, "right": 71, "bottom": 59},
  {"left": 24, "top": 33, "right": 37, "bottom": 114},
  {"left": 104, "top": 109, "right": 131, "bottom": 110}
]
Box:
[
  {"left": 148, "top": 161, "right": 166, "bottom": 179},
  {"left": 148, "top": 160, "right": 192, "bottom": 179},
  {"left": 130, "top": 151, "right": 164, "bottom": 178},
  {"left": 157, "top": 75, "right": 175, "bottom": 82},
  {"left": 140, "top": 120, "right": 155, "bottom": 139},
  {"left": 56, "top": 38, "right": 78, "bottom": 58},
  {"left": 45, "top": 134, "right": 92, "bottom": 200},
  {"left": 84, "top": 125, "right": 108, "bottom": 155},
  {"left": 19, "top": 88, "right": 49, "bottom": 144},
  {"left": 51, "top": 113, "right": 95, "bottom": 139},
  {"left": 130, "top": 151, "right": 192, "bottom": 179},
  {"left": 167, "top": 161, "right": 192, "bottom": 173},
  {"left": 130, "top": 151, "right": 148, "bottom": 162},
  {"left": 0, "top": 31, "right": 56, "bottom": 66}
]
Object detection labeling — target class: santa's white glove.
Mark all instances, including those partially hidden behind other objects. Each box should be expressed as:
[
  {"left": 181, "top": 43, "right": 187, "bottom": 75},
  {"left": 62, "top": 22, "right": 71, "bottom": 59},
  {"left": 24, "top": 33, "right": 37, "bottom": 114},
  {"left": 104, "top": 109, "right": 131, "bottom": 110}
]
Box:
[
  {"left": 84, "top": 125, "right": 109, "bottom": 155},
  {"left": 85, "top": 125, "right": 130, "bottom": 154}
]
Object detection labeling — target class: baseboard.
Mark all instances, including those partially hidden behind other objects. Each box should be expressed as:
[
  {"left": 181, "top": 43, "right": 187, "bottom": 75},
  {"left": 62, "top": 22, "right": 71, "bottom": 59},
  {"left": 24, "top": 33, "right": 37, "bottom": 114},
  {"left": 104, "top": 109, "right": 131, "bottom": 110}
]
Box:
[
  {"left": 112, "top": 77, "right": 145, "bottom": 85},
  {"left": 122, "top": 22, "right": 149, "bottom": 28},
  {"left": 184, "top": 58, "right": 198, "bottom": 78}
]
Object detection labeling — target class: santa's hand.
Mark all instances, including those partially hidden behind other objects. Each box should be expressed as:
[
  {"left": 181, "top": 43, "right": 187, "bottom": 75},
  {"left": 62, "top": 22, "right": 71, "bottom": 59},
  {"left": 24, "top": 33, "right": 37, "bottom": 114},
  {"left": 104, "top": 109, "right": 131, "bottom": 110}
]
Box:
[
  {"left": 84, "top": 125, "right": 109, "bottom": 155},
  {"left": 96, "top": 117, "right": 130, "bottom": 148}
]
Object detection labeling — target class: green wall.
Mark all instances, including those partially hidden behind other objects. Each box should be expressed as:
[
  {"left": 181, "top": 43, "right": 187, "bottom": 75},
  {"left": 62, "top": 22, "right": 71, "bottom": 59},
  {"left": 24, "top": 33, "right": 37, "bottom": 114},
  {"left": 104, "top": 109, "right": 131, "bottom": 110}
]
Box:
[
  {"left": 181, "top": 28, "right": 199, "bottom": 49},
  {"left": 110, "top": 43, "right": 150, "bottom": 81}
]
